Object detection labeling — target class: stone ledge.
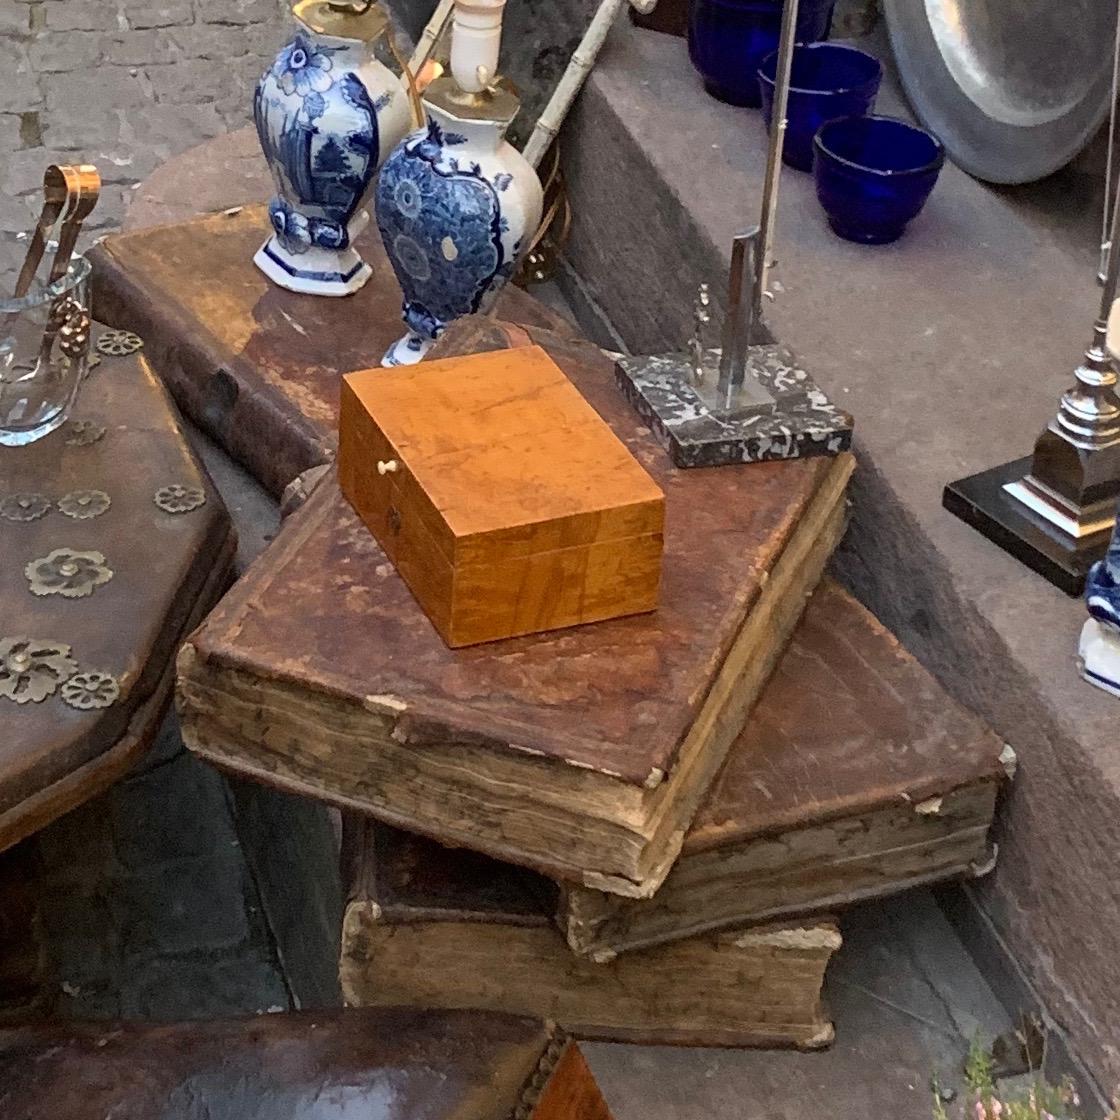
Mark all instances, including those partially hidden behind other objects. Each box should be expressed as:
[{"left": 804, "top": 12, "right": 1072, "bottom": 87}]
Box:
[{"left": 561, "top": 22, "right": 1120, "bottom": 1089}]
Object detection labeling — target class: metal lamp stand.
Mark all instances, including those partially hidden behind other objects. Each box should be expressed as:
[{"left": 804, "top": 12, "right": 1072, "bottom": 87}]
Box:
[
  {"left": 944, "top": 144, "right": 1120, "bottom": 596},
  {"left": 614, "top": 0, "right": 851, "bottom": 469}
]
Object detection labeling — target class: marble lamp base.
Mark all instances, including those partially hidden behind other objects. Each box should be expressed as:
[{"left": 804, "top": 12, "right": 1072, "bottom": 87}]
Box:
[
  {"left": 615, "top": 345, "right": 853, "bottom": 469},
  {"left": 1078, "top": 619, "right": 1120, "bottom": 697},
  {"left": 254, "top": 211, "right": 373, "bottom": 298}
]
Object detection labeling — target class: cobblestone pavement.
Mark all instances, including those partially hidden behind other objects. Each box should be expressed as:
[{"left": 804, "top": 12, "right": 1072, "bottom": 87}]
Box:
[{"left": 0, "top": 0, "right": 294, "bottom": 295}]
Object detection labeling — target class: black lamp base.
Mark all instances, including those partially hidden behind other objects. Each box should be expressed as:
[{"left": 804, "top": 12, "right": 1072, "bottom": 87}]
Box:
[{"left": 943, "top": 457, "right": 1112, "bottom": 597}]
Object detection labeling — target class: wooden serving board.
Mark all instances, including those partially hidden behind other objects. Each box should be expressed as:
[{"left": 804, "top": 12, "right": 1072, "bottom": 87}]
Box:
[
  {"left": 558, "top": 580, "right": 1010, "bottom": 958},
  {"left": 341, "top": 818, "right": 838, "bottom": 1050},
  {"left": 0, "top": 1008, "right": 612, "bottom": 1120},
  {"left": 0, "top": 328, "right": 235, "bottom": 853},
  {"left": 89, "top": 206, "right": 577, "bottom": 498},
  {"left": 177, "top": 318, "right": 854, "bottom": 897}
]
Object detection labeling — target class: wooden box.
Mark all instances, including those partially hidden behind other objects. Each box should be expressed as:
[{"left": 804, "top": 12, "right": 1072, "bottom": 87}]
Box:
[{"left": 339, "top": 345, "right": 666, "bottom": 647}]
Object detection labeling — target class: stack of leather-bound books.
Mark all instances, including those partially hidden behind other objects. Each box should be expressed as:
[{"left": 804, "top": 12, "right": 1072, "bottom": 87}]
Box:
[
  {"left": 164, "top": 314, "right": 1009, "bottom": 1051},
  {"left": 93, "top": 213, "right": 1009, "bottom": 1049}
]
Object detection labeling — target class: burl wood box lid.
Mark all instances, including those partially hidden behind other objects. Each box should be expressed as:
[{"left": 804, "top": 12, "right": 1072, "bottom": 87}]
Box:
[{"left": 339, "top": 345, "right": 666, "bottom": 647}]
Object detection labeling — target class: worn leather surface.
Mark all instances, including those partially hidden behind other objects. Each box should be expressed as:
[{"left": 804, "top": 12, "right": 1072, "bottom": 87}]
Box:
[
  {"left": 347, "top": 815, "right": 554, "bottom": 927},
  {"left": 0, "top": 329, "right": 233, "bottom": 835},
  {"left": 686, "top": 579, "right": 1007, "bottom": 853},
  {"left": 90, "top": 206, "right": 577, "bottom": 498},
  {"left": 0, "top": 1008, "right": 555, "bottom": 1120},
  {"left": 185, "top": 318, "right": 839, "bottom": 785}
]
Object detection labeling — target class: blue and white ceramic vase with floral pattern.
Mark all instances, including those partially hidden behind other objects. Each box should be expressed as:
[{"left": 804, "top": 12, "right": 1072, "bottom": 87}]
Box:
[
  {"left": 253, "top": 1, "right": 411, "bottom": 296},
  {"left": 1080, "top": 512, "right": 1120, "bottom": 697},
  {"left": 374, "top": 75, "right": 543, "bottom": 365}
]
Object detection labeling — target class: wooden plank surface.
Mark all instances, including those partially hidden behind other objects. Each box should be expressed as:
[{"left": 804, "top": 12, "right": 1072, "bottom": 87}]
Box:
[
  {"left": 178, "top": 319, "right": 853, "bottom": 893},
  {"left": 90, "top": 205, "right": 577, "bottom": 498},
  {"left": 0, "top": 330, "right": 234, "bottom": 851}
]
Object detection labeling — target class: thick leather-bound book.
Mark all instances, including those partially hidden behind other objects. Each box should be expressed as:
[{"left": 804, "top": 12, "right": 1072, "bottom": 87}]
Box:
[
  {"left": 0, "top": 1008, "right": 611, "bottom": 1120},
  {"left": 340, "top": 818, "right": 838, "bottom": 1050},
  {"left": 557, "top": 580, "right": 1010, "bottom": 959},
  {"left": 1, "top": 327, "right": 235, "bottom": 853},
  {"left": 88, "top": 207, "right": 576, "bottom": 498},
  {"left": 178, "top": 320, "right": 854, "bottom": 896}
]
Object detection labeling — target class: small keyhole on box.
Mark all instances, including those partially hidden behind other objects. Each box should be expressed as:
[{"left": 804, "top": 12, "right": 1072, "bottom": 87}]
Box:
[{"left": 388, "top": 506, "right": 401, "bottom": 534}]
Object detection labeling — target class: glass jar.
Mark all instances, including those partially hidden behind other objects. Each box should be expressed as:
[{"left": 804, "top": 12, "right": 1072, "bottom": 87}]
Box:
[
  {"left": 688, "top": 0, "right": 836, "bottom": 108},
  {"left": 0, "top": 254, "right": 92, "bottom": 447}
]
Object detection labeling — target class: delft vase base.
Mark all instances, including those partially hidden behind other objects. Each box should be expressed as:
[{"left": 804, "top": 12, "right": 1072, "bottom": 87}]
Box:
[
  {"left": 382, "top": 331, "right": 436, "bottom": 368},
  {"left": 943, "top": 456, "right": 1111, "bottom": 597},
  {"left": 253, "top": 237, "right": 371, "bottom": 298},
  {"left": 615, "top": 345, "right": 853, "bottom": 469},
  {"left": 1078, "top": 619, "right": 1120, "bottom": 698}
]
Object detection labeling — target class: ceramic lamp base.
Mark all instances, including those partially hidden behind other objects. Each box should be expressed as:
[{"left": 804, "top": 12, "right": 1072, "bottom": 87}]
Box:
[
  {"left": 382, "top": 331, "right": 436, "bottom": 368},
  {"left": 254, "top": 213, "right": 372, "bottom": 298},
  {"left": 1078, "top": 618, "right": 1120, "bottom": 697}
]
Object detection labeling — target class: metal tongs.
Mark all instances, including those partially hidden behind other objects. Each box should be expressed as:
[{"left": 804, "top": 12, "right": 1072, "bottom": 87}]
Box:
[
  {"left": 11, "top": 164, "right": 101, "bottom": 302},
  {"left": 5, "top": 164, "right": 100, "bottom": 367}
]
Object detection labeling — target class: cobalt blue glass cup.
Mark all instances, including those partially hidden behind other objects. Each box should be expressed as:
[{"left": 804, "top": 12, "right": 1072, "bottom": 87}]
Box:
[
  {"left": 688, "top": 0, "right": 836, "bottom": 108},
  {"left": 813, "top": 114, "right": 945, "bottom": 244},
  {"left": 758, "top": 43, "right": 882, "bottom": 171}
]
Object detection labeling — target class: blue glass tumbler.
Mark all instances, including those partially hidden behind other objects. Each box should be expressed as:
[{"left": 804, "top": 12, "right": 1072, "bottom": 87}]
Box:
[
  {"left": 758, "top": 43, "right": 882, "bottom": 171},
  {"left": 813, "top": 115, "right": 945, "bottom": 244},
  {"left": 688, "top": 0, "right": 836, "bottom": 108}
]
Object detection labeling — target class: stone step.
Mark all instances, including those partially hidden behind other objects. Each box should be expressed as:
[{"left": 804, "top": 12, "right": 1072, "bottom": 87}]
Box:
[{"left": 558, "top": 18, "right": 1120, "bottom": 1094}]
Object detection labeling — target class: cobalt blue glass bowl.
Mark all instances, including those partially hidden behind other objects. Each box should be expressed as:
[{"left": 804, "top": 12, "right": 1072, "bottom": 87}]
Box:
[
  {"left": 813, "top": 114, "right": 945, "bottom": 244},
  {"left": 688, "top": 0, "right": 836, "bottom": 108},
  {"left": 758, "top": 43, "right": 882, "bottom": 171}
]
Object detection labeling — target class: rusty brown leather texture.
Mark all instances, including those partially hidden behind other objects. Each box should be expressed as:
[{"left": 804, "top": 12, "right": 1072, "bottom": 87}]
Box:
[
  {"left": 182, "top": 319, "right": 838, "bottom": 786},
  {"left": 0, "top": 1009, "right": 600, "bottom": 1120},
  {"left": 89, "top": 207, "right": 578, "bottom": 498},
  {"left": 685, "top": 579, "right": 1007, "bottom": 854},
  {"left": 0, "top": 328, "right": 235, "bottom": 852}
]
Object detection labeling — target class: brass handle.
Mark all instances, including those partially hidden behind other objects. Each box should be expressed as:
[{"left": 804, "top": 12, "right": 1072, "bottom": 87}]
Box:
[{"left": 377, "top": 459, "right": 399, "bottom": 476}]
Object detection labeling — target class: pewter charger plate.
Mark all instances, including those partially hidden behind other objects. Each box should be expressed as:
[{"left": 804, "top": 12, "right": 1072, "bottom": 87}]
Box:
[{"left": 884, "top": 0, "right": 1117, "bottom": 184}]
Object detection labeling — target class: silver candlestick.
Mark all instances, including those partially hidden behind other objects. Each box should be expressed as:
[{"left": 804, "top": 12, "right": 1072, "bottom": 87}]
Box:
[
  {"left": 944, "top": 18, "right": 1120, "bottom": 595},
  {"left": 614, "top": 0, "right": 851, "bottom": 469},
  {"left": 1004, "top": 177, "right": 1120, "bottom": 540}
]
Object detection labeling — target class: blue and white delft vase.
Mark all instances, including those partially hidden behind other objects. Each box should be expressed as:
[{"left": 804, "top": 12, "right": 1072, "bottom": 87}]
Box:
[
  {"left": 253, "top": 12, "right": 410, "bottom": 296},
  {"left": 1080, "top": 518, "right": 1120, "bottom": 697},
  {"left": 374, "top": 82, "right": 543, "bottom": 365}
]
